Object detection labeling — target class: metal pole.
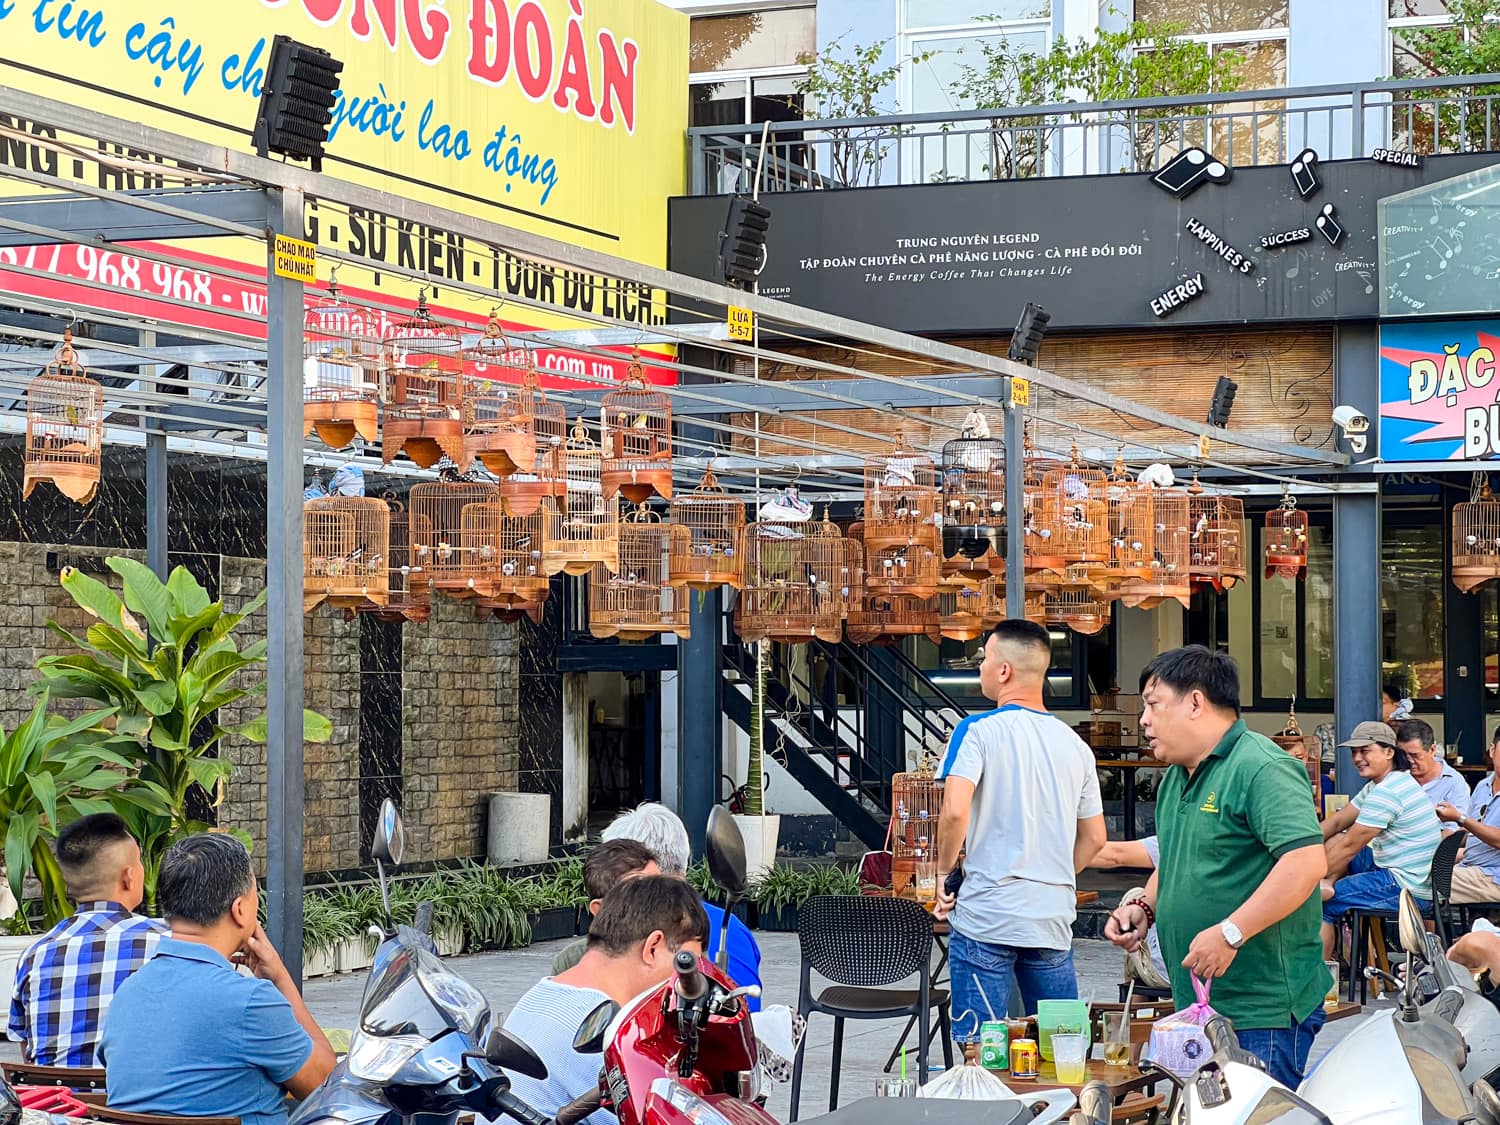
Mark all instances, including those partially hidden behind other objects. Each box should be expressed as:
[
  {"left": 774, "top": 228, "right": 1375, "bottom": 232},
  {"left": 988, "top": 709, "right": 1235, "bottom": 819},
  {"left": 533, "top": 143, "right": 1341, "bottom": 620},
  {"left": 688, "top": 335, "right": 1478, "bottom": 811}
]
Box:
[
  {"left": 1332, "top": 489, "right": 1379, "bottom": 796},
  {"left": 677, "top": 590, "right": 722, "bottom": 859},
  {"left": 264, "top": 185, "right": 306, "bottom": 982},
  {"left": 1004, "top": 382, "right": 1025, "bottom": 619},
  {"left": 139, "top": 327, "right": 168, "bottom": 583}
]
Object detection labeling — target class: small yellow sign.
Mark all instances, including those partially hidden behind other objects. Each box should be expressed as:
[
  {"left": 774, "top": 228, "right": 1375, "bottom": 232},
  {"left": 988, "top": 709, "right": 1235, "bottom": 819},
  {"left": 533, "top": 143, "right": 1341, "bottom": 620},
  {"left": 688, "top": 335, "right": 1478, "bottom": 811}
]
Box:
[
  {"left": 727, "top": 305, "right": 755, "bottom": 342},
  {"left": 1009, "top": 376, "right": 1031, "bottom": 408},
  {"left": 272, "top": 235, "right": 317, "bottom": 284},
  {"left": 1198, "top": 434, "right": 1212, "bottom": 459}
]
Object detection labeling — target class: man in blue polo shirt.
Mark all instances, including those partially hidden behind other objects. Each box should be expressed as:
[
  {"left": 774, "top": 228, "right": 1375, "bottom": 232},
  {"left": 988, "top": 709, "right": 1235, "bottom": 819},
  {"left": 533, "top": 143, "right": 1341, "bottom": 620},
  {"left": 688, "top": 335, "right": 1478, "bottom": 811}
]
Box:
[{"left": 100, "top": 835, "right": 335, "bottom": 1125}]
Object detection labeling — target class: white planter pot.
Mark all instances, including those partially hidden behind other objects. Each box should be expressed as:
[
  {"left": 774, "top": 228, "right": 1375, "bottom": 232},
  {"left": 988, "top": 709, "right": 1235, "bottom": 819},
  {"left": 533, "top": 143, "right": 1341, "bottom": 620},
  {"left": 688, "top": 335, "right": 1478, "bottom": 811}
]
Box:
[
  {"left": 335, "top": 937, "right": 375, "bottom": 975},
  {"left": 0, "top": 934, "right": 34, "bottom": 1028},
  {"left": 436, "top": 926, "right": 464, "bottom": 957},
  {"left": 732, "top": 814, "right": 781, "bottom": 883},
  {"left": 303, "top": 945, "right": 338, "bottom": 979}
]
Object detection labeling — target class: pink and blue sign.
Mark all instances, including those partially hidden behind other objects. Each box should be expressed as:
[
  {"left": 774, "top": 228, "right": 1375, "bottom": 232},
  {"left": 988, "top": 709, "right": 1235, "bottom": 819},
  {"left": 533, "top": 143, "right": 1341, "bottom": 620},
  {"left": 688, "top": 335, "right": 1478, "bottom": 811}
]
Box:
[{"left": 1380, "top": 320, "right": 1500, "bottom": 461}]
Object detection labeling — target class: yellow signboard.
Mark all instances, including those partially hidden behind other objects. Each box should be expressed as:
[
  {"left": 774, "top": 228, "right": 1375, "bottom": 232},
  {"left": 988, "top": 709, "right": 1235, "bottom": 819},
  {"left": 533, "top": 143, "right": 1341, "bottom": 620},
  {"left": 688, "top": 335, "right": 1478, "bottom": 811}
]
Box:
[
  {"left": 272, "top": 234, "right": 316, "bottom": 283},
  {"left": 1009, "top": 376, "right": 1031, "bottom": 408},
  {"left": 1198, "top": 433, "right": 1212, "bottom": 459},
  {"left": 727, "top": 305, "right": 754, "bottom": 342}
]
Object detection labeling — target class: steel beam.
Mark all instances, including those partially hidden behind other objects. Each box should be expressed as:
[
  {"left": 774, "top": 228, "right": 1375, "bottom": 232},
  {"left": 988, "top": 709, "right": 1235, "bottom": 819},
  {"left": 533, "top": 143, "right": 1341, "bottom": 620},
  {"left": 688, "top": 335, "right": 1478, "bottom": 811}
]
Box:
[
  {"left": 677, "top": 591, "right": 722, "bottom": 859},
  {"left": 0, "top": 187, "right": 270, "bottom": 247},
  {"left": 264, "top": 186, "right": 306, "bottom": 982},
  {"left": 1332, "top": 491, "right": 1380, "bottom": 796},
  {"left": 1004, "top": 385, "right": 1026, "bottom": 620}
]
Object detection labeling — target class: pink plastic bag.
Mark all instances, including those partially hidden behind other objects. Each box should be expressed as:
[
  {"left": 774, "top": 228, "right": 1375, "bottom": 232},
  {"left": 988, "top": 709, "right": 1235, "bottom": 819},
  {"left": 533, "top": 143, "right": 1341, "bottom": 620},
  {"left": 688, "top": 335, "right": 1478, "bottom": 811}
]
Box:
[{"left": 1145, "top": 975, "right": 1216, "bottom": 1076}]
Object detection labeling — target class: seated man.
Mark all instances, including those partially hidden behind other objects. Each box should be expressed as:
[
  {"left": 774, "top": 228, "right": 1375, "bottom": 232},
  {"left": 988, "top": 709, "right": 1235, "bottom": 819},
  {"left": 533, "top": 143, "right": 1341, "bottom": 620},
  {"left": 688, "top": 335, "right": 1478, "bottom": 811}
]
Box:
[
  {"left": 1319, "top": 721, "right": 1441, "bottom": 959},
  {"left": 602, "top": 802, "right": 762, "bottom": 1010},
  {"left": 100, "top": 835, "right": 335, "bottom": 1125},
  {"left": 552, "top": 839, "right": 660, "bottom": 973},
  {"left": 1434, "top": 794, "right": 1500, "bottom": 904},
  {"left": 500, "top": 875, "right": 708, "bottom": 1125},
  {"left": 8, "top": 814, "right": 164, "bottom": 1066},
  {"left": 1397, "top": 719, "right": 1470, "bottom": 825}
]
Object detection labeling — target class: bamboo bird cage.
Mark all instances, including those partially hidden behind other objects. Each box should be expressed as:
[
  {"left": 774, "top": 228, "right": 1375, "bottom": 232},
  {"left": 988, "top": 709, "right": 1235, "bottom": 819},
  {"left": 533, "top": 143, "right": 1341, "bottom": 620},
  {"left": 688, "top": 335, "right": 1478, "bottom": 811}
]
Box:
[
  {"left": 1041, "top": 577, "right": 1113, "bottom": 635},
  {"left": 1454, "top": 475, "right": 1500, "bottom": 593},
  {"left": 409, "top": 481, "right": 501, "bottom": 597},
  {"left": 500, "top": 394, "right": 567, "bottom": 517},
  {"left": 1187, "top": 475, "right": 1248, "bottom": 593},
  {"left": 381, "top": 297, "right": 468, "bottom": 470},
  {"left": 667, "top": 465, "right": 746, "bottom": 591},
  {"left": 1119, "top": 485, "right": 1193, "bottom": 608},
  {"left": 588, "top": 507, "right": 691, "bottom": 641},
  {"left": 1020, "top": 428, "right": 1062, "bottom": 574},
  {"left": 843, "top": 536, "right": 940, "bottom": 644},
  {"left": 1089, "top": 452, "right": 1154, "bottom": 599},
  {"left": 463, "top": 314, "right": 535, "bottom": 477},
  {"left": 303, "top": 286, "right": 381, "bottom": 450},
  {"left": 1034, "top": 443, "right": 1109, "bottom": 574},
  {"left": 303, "top": 496, "right": 390, "bottom": 614},
  {"left": 862, "top": 443, "right": 942, "bottom": 599},
  {"left": 891, "top": 769, "right": 943, "bottom": 900},
  {"left": 1265, "top": 491, "right": 1309, "bottom": 581},
  {"left": 24, "top": 330, "right": 102, "bottom": 505},
  {"left": 359, "top": 498, "right": 431, "bottom": 624},
  {"left": 939, "top": 576, "right": 1001, "bottom": 642},
  {"left": 941, "top": 410, "right": 1005, "bottom": 575},
  {"left": 600, "top": 355, "right": 673, "bottom": 504},
  {"left": 735, "top": 514, "right": 852, "bottom": 644},
  {"left": 461, "top": 500, "right": 548, "bottom": 607},
  {"left": 543, "top": 419, "right": 620, "bottom": 577}
]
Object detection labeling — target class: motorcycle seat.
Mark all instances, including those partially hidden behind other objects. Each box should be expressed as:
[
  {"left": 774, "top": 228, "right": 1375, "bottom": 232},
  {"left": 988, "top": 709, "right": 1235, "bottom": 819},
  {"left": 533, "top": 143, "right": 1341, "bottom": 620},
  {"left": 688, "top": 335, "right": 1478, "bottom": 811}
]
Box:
[{"left": 798, "top": 1095, "right": 1034, "bottom": 1125}]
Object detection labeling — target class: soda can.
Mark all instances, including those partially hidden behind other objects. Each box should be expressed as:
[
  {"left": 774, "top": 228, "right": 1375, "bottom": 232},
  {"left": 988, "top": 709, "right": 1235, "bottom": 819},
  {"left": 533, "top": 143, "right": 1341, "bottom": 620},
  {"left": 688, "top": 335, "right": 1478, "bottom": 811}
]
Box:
[
  {"left": 978, "top": 1020, "right": 1009, "bottom": 1070},
  {"left": 1010, "top": 1038, "right": 1040, "bottom": 1079}
]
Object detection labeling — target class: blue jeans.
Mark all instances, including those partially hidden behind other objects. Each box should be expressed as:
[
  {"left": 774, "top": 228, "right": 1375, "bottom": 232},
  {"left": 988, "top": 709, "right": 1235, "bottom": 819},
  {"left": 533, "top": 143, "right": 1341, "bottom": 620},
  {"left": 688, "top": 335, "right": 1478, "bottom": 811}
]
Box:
[
  {"left": 948, "top": 926, "right": 1078, "bottom": 1043},
  {"left": 1323, "top": 847, "right": 1431, "bottom": 923},
  {"left": 1235, "top": 1005, "right": 1326, "bottom": 1089}
]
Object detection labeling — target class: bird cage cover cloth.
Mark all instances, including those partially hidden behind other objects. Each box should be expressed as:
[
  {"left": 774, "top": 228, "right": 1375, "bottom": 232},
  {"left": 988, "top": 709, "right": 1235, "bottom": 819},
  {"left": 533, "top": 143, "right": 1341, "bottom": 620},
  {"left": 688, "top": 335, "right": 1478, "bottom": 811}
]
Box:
[
  {"left": 409, "top": 481, "right": 501, "bottom": 597},
  {"left": 1454, "top": 477, "right": 1500, "bottom": 593},
  {"left": 1188, "top": 490, "right": 1248, "bottom": 592},
  {"left": 461, "top": 501, "right": 548, "bottom": 606},
  {"left": 382, "top": 306, "right": 468, "bottom": 470},
  {"left": 667, "top": 467, "right": 746, "bottom": 592},
  {"left": 463, "top": 319, "right": 536, "bottom": 477},
  {"left": 501, "top": 396, "right": 567, "bottom": 517},
  {"left": 1119, "top": 487, "right": 1193, "bottom": 608},
  {"left": 303, "top": 496, "right": 390, "bottom": 614},
  {"left": 891, "top": 771, "right": 944, "bottom": 900},
  {"left": 303, "top": 294, "right": 381, "bottom": 450},
  {"left": 600, "top": 363, "right": 673, "bottom": 504},
  {"left": 941, "top": 419, "right": 1005, "bottom": 568},
  {"left": 1265, "top": 498, "right": 1309, "bottom": 581},
  {"left": 589, "top": 516, "right": 691, "bottom": 641},
  {"left": 24, "top": 367, "right": 103, "bottom": 505},
  {"left": 359, "top": 499, "right": 431, "bottom": 624},
  {"left": 544, "top": 419, "right": 620, "bottom": 577},
  {"left": 735, "top": 518, "right": 852, "bottom": 645}
]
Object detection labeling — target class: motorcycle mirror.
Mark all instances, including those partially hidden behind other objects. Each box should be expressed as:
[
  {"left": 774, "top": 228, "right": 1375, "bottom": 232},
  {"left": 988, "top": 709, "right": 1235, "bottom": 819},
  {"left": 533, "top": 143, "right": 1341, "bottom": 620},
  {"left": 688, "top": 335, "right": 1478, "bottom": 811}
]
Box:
[
  {"left": 1398, "top": 888, "right": 1425, "bottom": 956},
  {"left": 483, "top": 1027, "right": 548, "bottom": 1080},
  {"left": 573, "top": 999, "right": 620, "bottom": 1054},
  {"left": 705, "top": 806, "right": 748, "bottom": 901},
  {"left": 1474, "top": 1077, "right": 1500, "bottom": 1124},
  {"left": 371, "top": 799, "right": 405, "bottom": 867}
]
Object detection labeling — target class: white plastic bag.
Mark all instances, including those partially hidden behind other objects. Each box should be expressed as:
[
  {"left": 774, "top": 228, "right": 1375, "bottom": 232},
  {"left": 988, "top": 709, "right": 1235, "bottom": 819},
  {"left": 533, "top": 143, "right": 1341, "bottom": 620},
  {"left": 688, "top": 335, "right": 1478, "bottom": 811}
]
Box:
[
  {"left": 916, "top": 1060, "right": 1016, "bottom": 1099},
  {"left": 751, "top": 1005, "right": 805, "bottom": 1085}
]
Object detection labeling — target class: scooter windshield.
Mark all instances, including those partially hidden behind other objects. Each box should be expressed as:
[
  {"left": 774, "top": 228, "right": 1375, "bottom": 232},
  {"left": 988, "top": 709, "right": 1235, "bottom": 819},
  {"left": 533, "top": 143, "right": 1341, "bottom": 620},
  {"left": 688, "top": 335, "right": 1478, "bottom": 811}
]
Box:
[{"left": 359, "top": 935, "right": 488, "bottom": 1042}]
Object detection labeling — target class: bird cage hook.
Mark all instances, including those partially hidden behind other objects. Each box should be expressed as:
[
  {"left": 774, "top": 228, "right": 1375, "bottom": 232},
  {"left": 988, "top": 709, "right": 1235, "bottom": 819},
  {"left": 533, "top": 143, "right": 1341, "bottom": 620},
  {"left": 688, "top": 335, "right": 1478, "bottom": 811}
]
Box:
[
  {"left": 326, "top": 264, "right": 342, "bottom": 300},
  {"left": 1472, "top": 472, "right": 1493, "bottom": 502}
]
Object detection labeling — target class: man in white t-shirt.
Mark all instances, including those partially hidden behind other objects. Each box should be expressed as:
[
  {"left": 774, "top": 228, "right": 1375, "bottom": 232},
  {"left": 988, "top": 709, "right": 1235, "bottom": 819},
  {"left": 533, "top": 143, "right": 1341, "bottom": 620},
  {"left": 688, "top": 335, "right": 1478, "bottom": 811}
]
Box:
[{"left": 935, "top": 619, "right": 1106, "bottom": 1042}]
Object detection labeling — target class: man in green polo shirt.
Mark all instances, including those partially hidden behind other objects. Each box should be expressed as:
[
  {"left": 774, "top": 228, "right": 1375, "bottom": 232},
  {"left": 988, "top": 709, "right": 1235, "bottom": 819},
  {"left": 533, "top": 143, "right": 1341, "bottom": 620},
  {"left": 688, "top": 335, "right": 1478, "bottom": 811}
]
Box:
[{"left": 1105, "top": 646, "right": 1331, "bottom": 1088}]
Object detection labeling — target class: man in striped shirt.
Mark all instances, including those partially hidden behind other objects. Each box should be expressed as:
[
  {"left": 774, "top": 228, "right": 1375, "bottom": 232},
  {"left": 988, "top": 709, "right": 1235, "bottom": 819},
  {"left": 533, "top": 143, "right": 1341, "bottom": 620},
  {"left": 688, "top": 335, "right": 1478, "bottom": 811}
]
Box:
[{"left": 8, "top": 814, "right": 164, "bottom": 1066}]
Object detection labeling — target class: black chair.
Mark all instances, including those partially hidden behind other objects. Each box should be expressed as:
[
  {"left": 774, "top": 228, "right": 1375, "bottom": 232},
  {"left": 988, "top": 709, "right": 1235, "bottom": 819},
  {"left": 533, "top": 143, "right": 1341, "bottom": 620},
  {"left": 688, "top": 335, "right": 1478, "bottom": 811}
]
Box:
[
  {"left": 789, "top": 895, "right": 953, "bottom": 1120},
  {"left": 1342, "top": 830, "right": 1465, "bottom": 1002}
]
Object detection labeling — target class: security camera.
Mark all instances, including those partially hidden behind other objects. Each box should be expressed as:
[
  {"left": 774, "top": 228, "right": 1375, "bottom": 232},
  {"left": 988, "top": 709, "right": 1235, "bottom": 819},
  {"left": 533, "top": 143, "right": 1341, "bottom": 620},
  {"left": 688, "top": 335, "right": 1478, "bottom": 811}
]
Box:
[{"left": 1331, "top": 405, "right": 1370, "bottom": 434}]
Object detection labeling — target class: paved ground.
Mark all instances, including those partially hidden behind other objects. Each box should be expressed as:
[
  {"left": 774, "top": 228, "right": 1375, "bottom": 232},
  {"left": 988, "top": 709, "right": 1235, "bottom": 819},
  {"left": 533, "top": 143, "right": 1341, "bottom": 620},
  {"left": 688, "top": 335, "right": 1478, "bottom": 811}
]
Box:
[{"left": 4, "top": 933, "right": 1377, "bottom": 1119}]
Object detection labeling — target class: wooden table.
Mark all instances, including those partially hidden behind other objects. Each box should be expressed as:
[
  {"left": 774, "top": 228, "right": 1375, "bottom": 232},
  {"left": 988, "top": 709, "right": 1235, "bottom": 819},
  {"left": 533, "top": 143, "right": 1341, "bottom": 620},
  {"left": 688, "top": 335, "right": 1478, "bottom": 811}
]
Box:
[
  {"left": 1324, "top": 1000, "right": 1362, "bottom": 1022},
  {"left": 1003, "top": 1057, "right": 1157, "bottom": 1100},
  {"left": 1095, "top": 758, "right": 1170, "bottom": 841}
]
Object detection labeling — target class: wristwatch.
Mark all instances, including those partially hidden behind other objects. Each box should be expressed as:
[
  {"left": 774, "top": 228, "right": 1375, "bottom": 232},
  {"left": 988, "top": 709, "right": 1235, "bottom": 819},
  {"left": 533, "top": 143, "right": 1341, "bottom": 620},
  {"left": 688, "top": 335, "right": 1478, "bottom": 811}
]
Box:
[{"left": 1220, "top": 920, "right": 1245, "bottom": 949}]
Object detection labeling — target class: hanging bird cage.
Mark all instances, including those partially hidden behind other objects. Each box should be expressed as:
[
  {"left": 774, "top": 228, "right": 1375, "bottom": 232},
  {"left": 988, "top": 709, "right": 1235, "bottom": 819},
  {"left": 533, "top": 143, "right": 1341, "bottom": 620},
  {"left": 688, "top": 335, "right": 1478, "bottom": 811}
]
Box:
[
  {"left": 1034, "top": 442, "right": 1109, "bottom": 574},
  {"left": 939, "top": 576, "right": 1000, "bottom": 642},
  {"left": 891, "top": 768, "right": 943, "bottom": 899},
  {"left": 303, "top": 285, "right": 381, "bottom": 450},
  {"left": 736, "top": 514, "right": 852, "bottom": 644},
  {"left": 474, "top": 595, "right": 546, "bottom": 625},
  {"left": 1020, "top": 427, "right": 1063, "bottom": 573},
  {"left": 1187, "top": 474, "right": 1248, "bottom": 592},
  {"left": 1089, "top": 451, "right": 1154, "bottom": 600},
  {"left": 463, "top": 314, "right": 535, "bottom": 477},
  {"left": 359, "top": 498, "right": 431, "bottom": 625},
  {"left": 1041, "top": 578, "right": 1113, "bottom": 636},
  {"left": 500, "top": 394, "right": 567, "bottom": 517},
  {"left": 303, "top": 496, "right": 390, "bottom": 614},
  {"left": 667, "top": 465, "right": 746, "bottom": 592},
  {"left": 461, "top": 500, "right": 548, "bottom": 607},
  {"left": 588, "top": 507, "right": 691, "bottom": 641},
  {"left": 1119, "top": 486, "right": 1193, "bottom": 608},
  {"left": 543, "top": 418, "right": 621, "bottom": 577},
  {"left": 941, "top": 411, "right": 1005, "bottom": 571},
  {"left": 409, "top": 481, "right": 501, "bottom": 597},
  {"left": 863, "top": 443, "right": 942, "bottom": 599},
  {"left": 844, "top": 537, "right": 940, "bottom": 644},
  {"left": 381, "top": 296, "right": 468, "bottom": 470},
  {"left": 600, "top": 354, "right": 673, "bottom": 504},
  {"left": 24, "top": 330, "right": 102, "bottom": 505},
  {"left": 1454, "top": 475, "right": 1500, "bottom": 593},
  {"left": 1265, "top": 491, "right": 1309, "bottom": 581}
]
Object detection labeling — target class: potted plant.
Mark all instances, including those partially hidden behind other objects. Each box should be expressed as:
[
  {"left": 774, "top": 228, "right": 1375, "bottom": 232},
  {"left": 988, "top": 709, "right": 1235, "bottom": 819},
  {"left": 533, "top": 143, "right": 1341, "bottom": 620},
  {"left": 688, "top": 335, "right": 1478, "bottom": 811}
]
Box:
[
  {"left": 301, "top": 890, "right": 358, "bottom": 978},
  {"left": 734, "top": 640, "right": 781, "bottom": 882},
  {"left": 33, "top": 559, "right": 333, "bottom": 905},
  {"left": 526, "top": 862, "right": 584, "bottom": 943},
  {"left": 753, "top": 862, "right": 863, "bottom": 932}
]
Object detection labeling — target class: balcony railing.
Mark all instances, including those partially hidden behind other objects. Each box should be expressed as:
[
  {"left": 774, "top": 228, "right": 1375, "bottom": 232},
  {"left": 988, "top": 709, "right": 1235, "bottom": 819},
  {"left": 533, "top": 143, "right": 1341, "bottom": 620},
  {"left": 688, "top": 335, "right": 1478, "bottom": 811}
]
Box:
[{"left": 687, "top": 75, "right": 1500, "bottom": 195}]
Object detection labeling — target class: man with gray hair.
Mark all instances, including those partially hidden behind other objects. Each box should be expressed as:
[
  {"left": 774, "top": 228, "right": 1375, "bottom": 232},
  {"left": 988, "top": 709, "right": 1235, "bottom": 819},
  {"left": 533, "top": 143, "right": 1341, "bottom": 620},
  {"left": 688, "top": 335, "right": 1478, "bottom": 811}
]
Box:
[
  {"left": 1396, "top": 718, "right": 1470, "bottom": 821},
  {"left": 100, "top": 834, "right": 335, "bottom": 1125},
  {"left": 602, "top": 802, "right": 763, "bottom": 1008}
]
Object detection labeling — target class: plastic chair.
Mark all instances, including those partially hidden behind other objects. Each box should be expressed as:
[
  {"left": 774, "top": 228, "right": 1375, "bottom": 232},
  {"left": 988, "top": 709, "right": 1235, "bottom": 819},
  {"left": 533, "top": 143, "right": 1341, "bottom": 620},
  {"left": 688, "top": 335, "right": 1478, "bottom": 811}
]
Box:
[
  {"left": 0, "top": 1062, "right": 106, "bottom": 1095},
  {"left": 789, "top": 895, "right": 953, "bottom": 1120}
]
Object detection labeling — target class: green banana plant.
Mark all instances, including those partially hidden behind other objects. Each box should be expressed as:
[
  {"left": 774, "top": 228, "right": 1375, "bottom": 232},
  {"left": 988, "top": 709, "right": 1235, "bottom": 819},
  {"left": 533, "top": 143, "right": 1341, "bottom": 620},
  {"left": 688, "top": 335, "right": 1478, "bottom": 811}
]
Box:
[
  {"left": 744, "top": 639, "right": 766, "bottom": 817},
  {"left": 0, "top": 690, "right": 172, "bottom": 929},
  {"left": 33, "top": 558, "right": 333, "bottom": 905}
]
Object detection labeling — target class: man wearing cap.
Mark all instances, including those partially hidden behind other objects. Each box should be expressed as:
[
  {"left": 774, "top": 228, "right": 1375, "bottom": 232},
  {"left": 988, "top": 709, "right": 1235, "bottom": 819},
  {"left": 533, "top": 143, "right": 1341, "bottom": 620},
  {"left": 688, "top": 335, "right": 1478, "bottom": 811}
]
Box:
[{"left": 1319, "top": 719, "right": 1442, "bottom": 959}]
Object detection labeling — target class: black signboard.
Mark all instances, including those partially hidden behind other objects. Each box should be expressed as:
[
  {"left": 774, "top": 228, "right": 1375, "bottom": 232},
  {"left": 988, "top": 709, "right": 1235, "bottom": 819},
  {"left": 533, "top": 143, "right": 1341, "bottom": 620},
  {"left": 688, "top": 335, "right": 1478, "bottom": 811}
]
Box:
[{"left": 668, "top": 153, "right": 1500, "bottom": 334}]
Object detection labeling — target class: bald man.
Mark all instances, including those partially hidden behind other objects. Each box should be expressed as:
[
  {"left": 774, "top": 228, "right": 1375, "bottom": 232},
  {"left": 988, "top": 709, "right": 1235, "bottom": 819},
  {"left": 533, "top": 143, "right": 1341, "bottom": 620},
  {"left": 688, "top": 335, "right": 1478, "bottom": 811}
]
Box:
[{"left": 935, "top": 619, "right": 1106, "bottom": 1042}]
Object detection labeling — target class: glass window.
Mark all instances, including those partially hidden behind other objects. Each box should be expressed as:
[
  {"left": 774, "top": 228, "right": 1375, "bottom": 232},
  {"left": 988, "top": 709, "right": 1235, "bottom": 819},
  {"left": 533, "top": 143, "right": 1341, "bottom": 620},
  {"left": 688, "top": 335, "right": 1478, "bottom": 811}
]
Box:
[
  {"left": 1392, "top": 26, "right": 1443, "bottom": 76},
  {"left": 906, "top": 0, "right": 1051, "bottom": 30},
  {"left": 909, "top": 29, "right": 1049, "bottom": 113},
  {"left": 1256, "top": 517, "right": 1332, "bottom": 704},
  {"left": 1135, "top": 0, "right": 1288, "bottom": 35},
  {"left": 690, "top": 9, "right": 816, "bottom": 74},
  {"left": 1390, "top": 0, "right": 1455, "bottom": 16},
  {"left": 1382, "top": 518, "right": 1445, "bottom": 700}
]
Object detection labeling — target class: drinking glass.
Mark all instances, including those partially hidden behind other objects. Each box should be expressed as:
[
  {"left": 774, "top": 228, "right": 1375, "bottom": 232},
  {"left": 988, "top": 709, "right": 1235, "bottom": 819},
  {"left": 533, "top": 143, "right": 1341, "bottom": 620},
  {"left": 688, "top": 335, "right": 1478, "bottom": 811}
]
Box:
[
  {"left": 1052, "top": 1033, "right": 1088, "bottom": 1085},
  {"left": 1100, "top": 1011, "right": 1130, "bottom": 1067},
  {"left": 913, "top": 853, "right": 937, "bottom": 903},
  {"left": 875, "top": 1078, "right": 916, "bottom": 1097},
  {"left": 1324, "top": 960, "right": 1340, "bottom": 1009}
]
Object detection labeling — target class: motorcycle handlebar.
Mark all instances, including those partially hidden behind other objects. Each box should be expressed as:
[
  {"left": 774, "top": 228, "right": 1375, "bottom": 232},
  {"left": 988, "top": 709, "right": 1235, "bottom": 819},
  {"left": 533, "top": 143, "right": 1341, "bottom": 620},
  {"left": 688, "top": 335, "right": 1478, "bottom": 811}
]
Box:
[
  {"left": 674, "top": 949, "right": 709, "bottom": 1003},
  {"left": 555, "top": 1089, "right": 604, "bottom": 1125},
  {"left": 414, "top": 901, "right": 435, "bottom": 937},
  {"left": 491, "top": 1087, "right": 554, "bottom": 1125}
]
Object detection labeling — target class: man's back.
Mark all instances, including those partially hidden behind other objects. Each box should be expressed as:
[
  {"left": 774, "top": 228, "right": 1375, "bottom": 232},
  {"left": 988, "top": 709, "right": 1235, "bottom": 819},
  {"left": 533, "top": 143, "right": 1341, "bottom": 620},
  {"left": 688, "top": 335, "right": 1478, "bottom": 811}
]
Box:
[
  {"left": 701, "top": 903, "right": 762, "bottom": 1011},
  {"left": 101, "top": 938, "right": 312, "bottom": 1125},
  {"left": 499, "top": 978, "right": 614, "bottom": 1125},
  {"left": 8, "top": 904, "right": 164, "bottom": 1066},
  {"left": 938, "top": 704, "right": 1102, "bottom": 948}
]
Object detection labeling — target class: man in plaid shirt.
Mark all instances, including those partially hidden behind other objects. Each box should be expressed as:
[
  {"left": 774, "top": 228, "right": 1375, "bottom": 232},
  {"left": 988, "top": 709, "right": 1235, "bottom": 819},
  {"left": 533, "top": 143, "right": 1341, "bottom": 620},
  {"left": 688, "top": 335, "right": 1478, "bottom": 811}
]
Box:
[{"left": 8, "top": 814, "right": 164, "bottom": 1066}]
